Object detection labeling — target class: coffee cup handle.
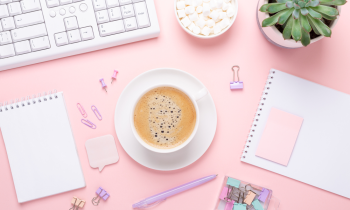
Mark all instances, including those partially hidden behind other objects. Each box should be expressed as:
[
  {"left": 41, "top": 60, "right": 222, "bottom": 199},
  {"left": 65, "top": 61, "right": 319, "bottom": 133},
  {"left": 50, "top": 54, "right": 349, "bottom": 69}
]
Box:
[{"left": 194, "top": 88, "right": 208, "bottom": 101}]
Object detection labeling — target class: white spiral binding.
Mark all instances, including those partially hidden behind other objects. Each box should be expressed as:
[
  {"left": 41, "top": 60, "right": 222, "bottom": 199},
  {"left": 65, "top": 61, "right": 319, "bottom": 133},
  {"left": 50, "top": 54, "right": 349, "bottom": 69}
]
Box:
[
  {"left": 0, "top": 90, "right": 58, "bottom": 112},
  {"left": 241, "top": 70, "right": 276, "bottom": 159}
]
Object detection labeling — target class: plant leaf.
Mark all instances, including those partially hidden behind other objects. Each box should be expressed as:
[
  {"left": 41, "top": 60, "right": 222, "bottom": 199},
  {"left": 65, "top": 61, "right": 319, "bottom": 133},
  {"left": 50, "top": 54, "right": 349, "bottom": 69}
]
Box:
[
  {"left": 320, "top": 0, "right": 346, "bottom": 5},
  {"left": 322, "top": 13, "right": 338, "bottom": 20},
  {"left": 301, "top": 8, "right": 309, "bottom": 15},
  {"left": 278, "top": 8, "right": 294, "bottom": 24},
  {"left": 293, "top": 9, "right": 300, "bottom": 18},
  {"left": 312, "top": 5, "right": 339, "bottom": 16},
  {"left": 262, "top": 12, "right": 286, "bottom": 27},
  {"left": 298, "top": 1, "right": 307, "bottom": 7},
  {"left": 300, "top": 14, "right": 312, "bottom": 32},
  {"left": 294, "top": 2, "right": 301, "bottom": 8},
  {"left": 260, "top": 4, "right": 270, "bottom": 12},
  {"left": 292, "top": 17, "right": 302, "bottom": 41},
  {"left": 267, "top": 3, "right": 288, "bottom": 13},
  {"left": 310, "top": 0, "right": 321, "bottom": 6},
  {"left": 305, "top": 0, "right": 311, "bottom": 2},
  {"left": 277, "top": 0, "right": 289, "bottom": 3},
  {"left": 283, "top": 16, "right": 294, "bottom": 39},
  {"left": 286, "top": 1, "right": 294, "bottom": 7},
  {"left": 301, "top": 28, "right": 311, "bottom": 46},
  {"left": 308, "top": 17, "right": 321, "bottom": 34},
  {"left": 307, "top": 8, "right": 323, "bottom": 19},
  {"left": 307, "top": 14, "right": 332, "bottom": 36}
]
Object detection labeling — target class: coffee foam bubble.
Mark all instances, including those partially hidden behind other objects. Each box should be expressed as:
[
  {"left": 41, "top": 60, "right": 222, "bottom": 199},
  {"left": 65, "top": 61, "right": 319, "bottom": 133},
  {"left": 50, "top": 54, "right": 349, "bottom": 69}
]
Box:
[{"left": 134, "top": 87, "right": 196, "bottom": 149}]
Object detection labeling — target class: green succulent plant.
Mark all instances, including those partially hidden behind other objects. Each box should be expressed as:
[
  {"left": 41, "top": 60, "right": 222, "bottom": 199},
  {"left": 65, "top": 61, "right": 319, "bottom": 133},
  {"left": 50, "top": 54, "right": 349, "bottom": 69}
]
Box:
[{"left": 260, "top": 0, "right": 347, "bottom": 46}]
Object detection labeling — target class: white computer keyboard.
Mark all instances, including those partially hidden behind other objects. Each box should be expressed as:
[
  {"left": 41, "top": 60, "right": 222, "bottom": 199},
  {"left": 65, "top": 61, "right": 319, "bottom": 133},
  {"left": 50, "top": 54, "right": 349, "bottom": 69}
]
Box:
[{"left": 0, "top": 0, "right": 160, "bottom": 71}]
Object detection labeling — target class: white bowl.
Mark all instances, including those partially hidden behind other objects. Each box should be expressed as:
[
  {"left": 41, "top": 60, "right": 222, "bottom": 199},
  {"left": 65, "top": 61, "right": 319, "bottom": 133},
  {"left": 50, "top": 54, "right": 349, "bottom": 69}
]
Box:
[{"left": 174, "top": 0, "right": 238, "bottom": 39}]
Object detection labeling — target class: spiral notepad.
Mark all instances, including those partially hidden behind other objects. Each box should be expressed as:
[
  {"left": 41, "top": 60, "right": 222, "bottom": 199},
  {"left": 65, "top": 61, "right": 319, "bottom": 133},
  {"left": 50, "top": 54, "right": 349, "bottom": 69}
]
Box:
[
  {"left": 241, "top": 69, "right": 350, "bottom": 199},
  {"left": 0, "top": 91, "right": 85, "bottom": 203}
]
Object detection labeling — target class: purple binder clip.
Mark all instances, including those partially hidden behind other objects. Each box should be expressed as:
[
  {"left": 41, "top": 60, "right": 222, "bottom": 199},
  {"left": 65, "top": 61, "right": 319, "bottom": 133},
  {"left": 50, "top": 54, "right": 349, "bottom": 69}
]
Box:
[
  {"left": 230, "top": 65, "right": 243, "bottom": 90},
  {"left": 92, "top": 187, "right": 110, "bottom": 206},
  {"left": 258, "top": 188, "right": 269, "bottom": 202}
]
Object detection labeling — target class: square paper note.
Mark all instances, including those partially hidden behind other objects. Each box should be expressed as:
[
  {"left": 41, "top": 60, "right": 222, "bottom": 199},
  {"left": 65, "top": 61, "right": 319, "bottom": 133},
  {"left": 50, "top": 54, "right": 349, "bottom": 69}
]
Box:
[{"left": 255, "top": 108, "right": 303, "bottom": 166}]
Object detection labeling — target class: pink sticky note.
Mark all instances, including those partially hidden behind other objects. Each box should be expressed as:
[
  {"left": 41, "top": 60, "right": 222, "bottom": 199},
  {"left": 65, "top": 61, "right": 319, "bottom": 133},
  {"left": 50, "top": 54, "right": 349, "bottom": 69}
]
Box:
[{"left": 256, "top": 108, "right": 303, "bottom": 166}]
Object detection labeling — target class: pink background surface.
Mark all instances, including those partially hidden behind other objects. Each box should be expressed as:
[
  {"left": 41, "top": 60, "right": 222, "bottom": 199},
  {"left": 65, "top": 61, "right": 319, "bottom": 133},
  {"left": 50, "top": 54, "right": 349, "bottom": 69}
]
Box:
[{"left": 0, "top": 0, "right": 350, "bottom": 209}]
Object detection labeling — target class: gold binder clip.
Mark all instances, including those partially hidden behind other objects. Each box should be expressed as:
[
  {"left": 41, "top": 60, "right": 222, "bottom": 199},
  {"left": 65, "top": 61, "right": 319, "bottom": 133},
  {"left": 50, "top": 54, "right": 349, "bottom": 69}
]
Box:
[{"left": 70, "top": 197, "right": 85, "bottom": 210}]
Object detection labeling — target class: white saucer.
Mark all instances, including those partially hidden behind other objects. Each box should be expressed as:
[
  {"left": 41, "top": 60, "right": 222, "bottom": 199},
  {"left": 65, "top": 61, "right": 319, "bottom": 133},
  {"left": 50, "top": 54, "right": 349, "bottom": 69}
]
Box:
[{"left": 114, "top": 68, "right": 217, "bottom": 171}]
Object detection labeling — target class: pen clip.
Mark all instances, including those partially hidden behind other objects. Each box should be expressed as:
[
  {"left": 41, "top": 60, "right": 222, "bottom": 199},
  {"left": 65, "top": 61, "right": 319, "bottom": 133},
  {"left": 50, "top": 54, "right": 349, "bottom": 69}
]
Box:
[{"left": 137, "top": 199, "right": 166, "bottom": 209}]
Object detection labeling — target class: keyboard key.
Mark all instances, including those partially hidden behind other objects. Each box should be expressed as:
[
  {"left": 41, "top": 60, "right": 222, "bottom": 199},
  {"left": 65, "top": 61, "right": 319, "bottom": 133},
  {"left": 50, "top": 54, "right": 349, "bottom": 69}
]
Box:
[
  {"left": 54, "top": 31, "right": 68, "bottom": 46},
  {"left": 106, "top": 0, "right": 118, "bottom": 8},
  {"left": 124, "top": 17, "right": 136, "bottom": 31},
  {"left": 14, "top": 40, "right": 31, "bottom": 54},
  {"left": 134, "top": 2, "right": 150, "bottom": 28},
  {"left": 11, "top": 23, "right": 47, "bottom": 42},
  {"left": 98, "top": 20, "right": 124, "bottom": 36},
  {"left": 0, "top": 0, "right": 12, "bottom": 4},
  {"left": 20, "top": 0, "right": 41, "bottom": 13},
  {"left": 0, "top": 44, "right": 15, "bottom": 58},
  {"left": 119, "top": 0, "right": 131, "bottom": 5},
  {"left": 8, "top": 2, "right": 22, "bottom": 16},
  {"left": 121, "top": 4, "right": 134, "bottom": 18},
  {"left": 30, "top": 36, "right": 50, "bottom": 51},
  {"left": 92, "top": 0, "right": 106, "bottom": 11},
  {"left": 59, "top": 0, "right": 72, "bottom": 5},
  {"left": 1, "top": 17, "right": 15, "bottom": 31},
  {"left": 108, "top": 7, "right": 121, "bottom": 21},
  {"left": 46, "top": 0, "right": 59, "bottom": 8},
  {"left": 95, "top": 10, "right": 109, "bottom": 24},
  {"left": 67, "top": 29, "right": 81, "bottom": 43},
  {"left": 64, "top": 16, "right": 78, "bottom": 30},
  {"left": 0, "top": 5, "right": 9, "bottom": 18},
  {"left": 0, "top": 31, "right": 12, "bottom": 44},
  {"left": 14, "top": 11, "right": 44, "bottom": 28},
  {"left": 80, "top": 26, "right": 93, "bottom": 41}
]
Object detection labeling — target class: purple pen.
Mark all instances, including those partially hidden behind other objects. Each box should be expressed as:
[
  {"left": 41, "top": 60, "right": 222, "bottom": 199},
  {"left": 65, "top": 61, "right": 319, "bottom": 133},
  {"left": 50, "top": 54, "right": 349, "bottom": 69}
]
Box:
[{"left": 132, "top": 174, "right": 217, "bottom": 209}]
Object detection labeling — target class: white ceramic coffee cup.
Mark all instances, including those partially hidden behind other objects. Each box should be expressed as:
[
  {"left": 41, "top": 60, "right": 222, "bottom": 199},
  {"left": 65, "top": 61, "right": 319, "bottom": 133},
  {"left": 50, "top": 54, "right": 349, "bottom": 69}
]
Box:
[{"left": 130, "top": 84, "right": 208, "bottom": 154}]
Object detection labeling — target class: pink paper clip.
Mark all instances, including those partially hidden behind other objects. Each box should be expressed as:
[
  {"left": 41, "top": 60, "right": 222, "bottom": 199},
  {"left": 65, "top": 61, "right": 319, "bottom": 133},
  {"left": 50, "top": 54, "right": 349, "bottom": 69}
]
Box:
[
  {"left": 230, "top": 65, "right": 244, "bottom": 90},
  {"left": 91, "top": 105, "right": 102, "bottom": 120},
  {"left": 81, "top": 119, "right": 96, "bottom": 129},
  {"left": 77, "top": 103, "right": 88, "bottom": 118}
]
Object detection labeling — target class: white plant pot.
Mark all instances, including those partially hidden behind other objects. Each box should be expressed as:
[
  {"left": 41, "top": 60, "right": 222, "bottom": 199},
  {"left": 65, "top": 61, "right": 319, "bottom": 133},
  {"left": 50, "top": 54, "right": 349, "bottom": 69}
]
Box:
[{"left": 256, "top": 0, "right": 341, "bottom": 48}]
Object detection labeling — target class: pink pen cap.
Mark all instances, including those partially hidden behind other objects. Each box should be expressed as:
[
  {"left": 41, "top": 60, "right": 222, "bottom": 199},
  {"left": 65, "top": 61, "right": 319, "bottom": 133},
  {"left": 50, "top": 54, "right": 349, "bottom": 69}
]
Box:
[
  {"left": 111, "top": 70, "right": 118, "bottom": 84},
  {"left": 100, "top": 78, "right": 107, "bottom": 92}
]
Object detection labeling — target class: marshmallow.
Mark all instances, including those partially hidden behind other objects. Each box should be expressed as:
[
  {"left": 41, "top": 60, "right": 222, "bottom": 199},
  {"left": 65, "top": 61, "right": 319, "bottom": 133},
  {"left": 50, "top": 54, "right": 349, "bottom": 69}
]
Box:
[
  {"left": 214, "top": 24, "right": 222, "bottom": 34},
  {"left": 177, "top": 9, "right": 186, "bottom": 18},
  {"left": 193, "top": 25, "right": 201, "bottom": 34},
  {"left": 185, "top": 5, "right": 195, "bottom": 14},
  {"left": 193, "top": 0, "right": 202, "bottom": 7},
  {"left": 209, "top": 0, "right": 218, "bottom": 10},
  {"left": 222, "top": 1, "right": 229, "bottom": 11},
  {"left": 217, "top": 0, "right": 223, "bottom": 8},
  {"left": 220, "top": 17, "right": 230, "bottom": 29},
  {"left": 209, "top": 10, "right": 220, "bottom": 22},
  {"left": 227, "top": 6, "right": 235, "bottom": 17},
  {"left": 188, "top": 22, "right": 196, "bottom": 31},
  {"left": 199, "top": 13, "right": 209, "bottom": 20},
  {"left": 185, "top": 0, "right": 193, "bottom": 5},
  {"left": 202, "top": 3, "right": 211, "bottom": 16},
  {"left": 196, "top": 5, "right": 203, "bottom": 13},
  {"left": 177, "top": 1, "right": 186, "bottom": 10},
  {"left": 189, "top": 12, "right": 199, "bottom": 21},
  {"left": 195, "top": 18, "right": 206, "bottom": 28},
  {"left": 201, "top": 26, "right": 211, "bottom": 36},
  {"left": 219, "top": 11, "right": 227, "bottom": 20},
  {"left": 206, "top": 19, "right": 215, "bottom": 27},
  {"left": 181, "top": 16, "right": 191, "bottom": 27}
]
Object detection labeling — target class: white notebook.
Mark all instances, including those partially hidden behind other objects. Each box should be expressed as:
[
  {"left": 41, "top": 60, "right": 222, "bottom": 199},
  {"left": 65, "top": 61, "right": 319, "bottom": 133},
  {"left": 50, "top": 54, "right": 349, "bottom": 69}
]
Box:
[
  {"left": 241, "top": 69, "right": 350, "bottom": 199},
  {"left": 0, "top": 92, "right": 85, "bottom": 203}
]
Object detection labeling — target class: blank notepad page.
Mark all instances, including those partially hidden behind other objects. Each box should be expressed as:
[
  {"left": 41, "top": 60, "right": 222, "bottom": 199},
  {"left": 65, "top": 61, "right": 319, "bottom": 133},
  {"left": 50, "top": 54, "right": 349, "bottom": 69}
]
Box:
[{"left": 0, "top": 92, "right": 85, "bottom": 203}]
